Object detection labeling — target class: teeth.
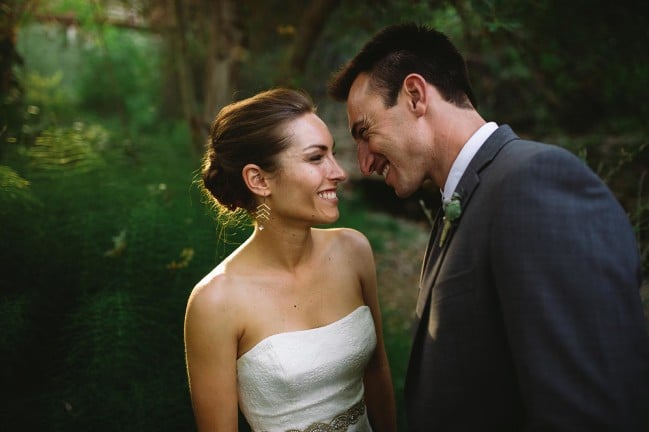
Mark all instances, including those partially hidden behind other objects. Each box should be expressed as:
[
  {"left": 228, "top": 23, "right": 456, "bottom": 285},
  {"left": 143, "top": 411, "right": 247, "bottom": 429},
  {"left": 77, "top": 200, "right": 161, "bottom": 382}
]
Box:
[
  {"left": 381, "top": 164, "right": 390, "bottom": 177},
  {"left": 318, "top": 191, "right": 337, "bottom": 200}
]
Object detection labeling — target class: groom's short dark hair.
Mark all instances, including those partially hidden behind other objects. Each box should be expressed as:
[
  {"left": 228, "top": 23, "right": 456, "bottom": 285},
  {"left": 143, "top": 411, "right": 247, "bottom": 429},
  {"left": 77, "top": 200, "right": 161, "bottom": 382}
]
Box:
[{"left": 328, "top": 23, "right": 477, "bottom": 109}]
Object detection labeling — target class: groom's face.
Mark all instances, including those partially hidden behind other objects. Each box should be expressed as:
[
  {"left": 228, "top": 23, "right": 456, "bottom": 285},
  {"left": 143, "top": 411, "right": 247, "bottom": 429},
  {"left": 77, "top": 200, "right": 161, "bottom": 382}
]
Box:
[{"left": 346, "top": 73, "right": 426, "bottom": 198}]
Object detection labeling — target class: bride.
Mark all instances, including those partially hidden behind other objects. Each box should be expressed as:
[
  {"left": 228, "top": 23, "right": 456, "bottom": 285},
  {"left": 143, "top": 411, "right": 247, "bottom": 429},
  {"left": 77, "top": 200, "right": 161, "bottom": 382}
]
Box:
[{"left": 184, "top": 88, "right": 397, "bottom": 431}]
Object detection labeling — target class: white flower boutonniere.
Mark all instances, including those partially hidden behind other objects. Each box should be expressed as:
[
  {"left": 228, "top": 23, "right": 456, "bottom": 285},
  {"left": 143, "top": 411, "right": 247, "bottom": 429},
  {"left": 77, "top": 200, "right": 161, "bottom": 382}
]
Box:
[{"left": 439, "top": 192, "right": 462, "bottom": 247}]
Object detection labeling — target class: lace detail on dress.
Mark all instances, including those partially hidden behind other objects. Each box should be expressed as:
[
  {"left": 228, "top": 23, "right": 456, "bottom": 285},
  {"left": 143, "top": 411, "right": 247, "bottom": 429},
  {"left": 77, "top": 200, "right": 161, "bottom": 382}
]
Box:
[{"left": 285, "top": 398, "right": 365, "bottom": 432}]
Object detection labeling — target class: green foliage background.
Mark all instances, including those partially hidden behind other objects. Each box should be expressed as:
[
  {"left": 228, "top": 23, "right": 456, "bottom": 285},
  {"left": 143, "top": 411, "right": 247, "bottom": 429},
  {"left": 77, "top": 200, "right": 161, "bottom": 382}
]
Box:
[{"left": 1, "top": 1, "right": 648, "bottom": 431}]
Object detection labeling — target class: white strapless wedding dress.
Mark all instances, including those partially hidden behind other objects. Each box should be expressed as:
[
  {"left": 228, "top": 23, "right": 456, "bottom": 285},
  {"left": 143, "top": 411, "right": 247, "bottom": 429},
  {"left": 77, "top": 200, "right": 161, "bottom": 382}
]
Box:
[{"left": 237, "top": 305, "right": 376, "bottom": 432}]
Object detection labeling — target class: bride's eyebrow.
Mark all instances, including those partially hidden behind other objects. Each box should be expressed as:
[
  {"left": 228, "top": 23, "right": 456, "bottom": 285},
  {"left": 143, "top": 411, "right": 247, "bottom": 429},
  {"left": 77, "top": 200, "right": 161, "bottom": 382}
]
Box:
[{"left": 303, "top": 143, "right": 332, "bottom": 153}]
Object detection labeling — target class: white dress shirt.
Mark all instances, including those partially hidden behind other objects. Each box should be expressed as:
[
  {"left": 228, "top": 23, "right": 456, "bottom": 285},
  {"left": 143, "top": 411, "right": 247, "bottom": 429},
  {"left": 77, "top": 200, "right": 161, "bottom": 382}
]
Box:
[{"left": 442, "top": 122, "right": 498, "bottom": 203}]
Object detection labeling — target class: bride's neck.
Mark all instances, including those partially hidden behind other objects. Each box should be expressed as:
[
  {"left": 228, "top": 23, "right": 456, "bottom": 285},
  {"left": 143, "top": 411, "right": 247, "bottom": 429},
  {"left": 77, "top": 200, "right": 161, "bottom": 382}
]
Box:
[{"left": 250, "top": 225, "right": 315, "bottom": 271}]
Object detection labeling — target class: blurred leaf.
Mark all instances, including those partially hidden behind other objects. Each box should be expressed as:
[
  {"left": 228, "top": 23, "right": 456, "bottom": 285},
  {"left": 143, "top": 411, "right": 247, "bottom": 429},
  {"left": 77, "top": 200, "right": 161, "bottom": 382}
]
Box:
[
  {"left": 0, "top": 164, "right": 40, "bottom": 215},
  {"left": 26, "top": 124, "right": 105, "bottom": 176}
]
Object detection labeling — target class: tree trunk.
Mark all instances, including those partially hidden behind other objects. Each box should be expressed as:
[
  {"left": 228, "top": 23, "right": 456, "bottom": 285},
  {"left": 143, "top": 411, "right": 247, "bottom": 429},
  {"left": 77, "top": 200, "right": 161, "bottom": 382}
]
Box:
[
  {"left": 202, "top": 0, "right": 244, "bottom": 127},
  {"left": 1, "top": 1, "right": 21, "bottom": 96},
  {"left": 167, "top": 0, "right": 203, "bottom": 154},
  {"left": 289, "top": 0, "right": 340, "bottom": 75}
]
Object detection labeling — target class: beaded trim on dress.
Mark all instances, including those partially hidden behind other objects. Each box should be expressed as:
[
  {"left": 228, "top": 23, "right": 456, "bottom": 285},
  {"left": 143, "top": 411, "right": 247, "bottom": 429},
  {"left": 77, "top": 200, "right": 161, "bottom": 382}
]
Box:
[{"left": 285, "top": 398, "right": 365, "bottom": 432}]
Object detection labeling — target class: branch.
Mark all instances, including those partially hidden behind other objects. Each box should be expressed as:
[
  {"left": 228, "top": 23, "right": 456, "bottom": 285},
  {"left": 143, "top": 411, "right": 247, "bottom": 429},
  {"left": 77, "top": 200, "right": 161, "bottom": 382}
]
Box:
[{"left": 32, "top": 12, "right": 154, "bottom": 32}]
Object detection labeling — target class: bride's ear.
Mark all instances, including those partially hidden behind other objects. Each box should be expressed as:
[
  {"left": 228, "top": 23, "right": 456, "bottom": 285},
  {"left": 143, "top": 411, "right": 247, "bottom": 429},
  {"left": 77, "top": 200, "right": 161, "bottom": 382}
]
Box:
[{"left": 242, "top": 164, "right": 270, "bottom": 197}]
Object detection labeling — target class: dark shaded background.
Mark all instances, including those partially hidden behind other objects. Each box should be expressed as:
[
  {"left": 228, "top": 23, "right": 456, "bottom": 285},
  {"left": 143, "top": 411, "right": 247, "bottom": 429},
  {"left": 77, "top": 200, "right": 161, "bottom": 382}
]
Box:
[{"left": 1, "top": 1, "right": 648, "bottom": 430}]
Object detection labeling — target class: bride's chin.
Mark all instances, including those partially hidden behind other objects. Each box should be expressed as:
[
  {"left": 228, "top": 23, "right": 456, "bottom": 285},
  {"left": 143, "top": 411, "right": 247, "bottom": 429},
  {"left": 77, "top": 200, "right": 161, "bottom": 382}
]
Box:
[{"left": 319, "top": 211, "right": 340, "bottom": 224}]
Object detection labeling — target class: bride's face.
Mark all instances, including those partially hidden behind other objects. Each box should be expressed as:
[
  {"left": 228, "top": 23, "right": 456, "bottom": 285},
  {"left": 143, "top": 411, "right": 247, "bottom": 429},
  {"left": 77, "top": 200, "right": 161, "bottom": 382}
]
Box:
[{"left": 267, "top": 113, "right": 347, "bottom": 227}]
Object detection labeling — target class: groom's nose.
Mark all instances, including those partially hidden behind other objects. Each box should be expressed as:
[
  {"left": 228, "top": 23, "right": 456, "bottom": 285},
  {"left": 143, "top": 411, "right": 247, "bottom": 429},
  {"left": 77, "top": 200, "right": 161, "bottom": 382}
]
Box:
[{"left": 357, "top": 142, "right": 374, "bottom": 176}]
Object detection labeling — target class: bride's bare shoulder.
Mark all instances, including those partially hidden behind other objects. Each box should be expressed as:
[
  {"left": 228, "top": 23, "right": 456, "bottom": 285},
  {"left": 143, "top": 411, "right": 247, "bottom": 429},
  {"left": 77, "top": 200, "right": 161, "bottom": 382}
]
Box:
[
  {"left": 314, "top": 227, "right": 372, "bottom": 254},
  {"left": 185, "top": 255, "right": 250, "bottom": 334}
]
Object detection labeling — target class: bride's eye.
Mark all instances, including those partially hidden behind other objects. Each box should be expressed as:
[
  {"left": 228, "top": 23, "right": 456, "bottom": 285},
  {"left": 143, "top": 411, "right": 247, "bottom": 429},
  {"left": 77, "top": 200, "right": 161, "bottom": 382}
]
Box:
[{"left": 308, "top": 154, "right": 324, "bottom": 162}]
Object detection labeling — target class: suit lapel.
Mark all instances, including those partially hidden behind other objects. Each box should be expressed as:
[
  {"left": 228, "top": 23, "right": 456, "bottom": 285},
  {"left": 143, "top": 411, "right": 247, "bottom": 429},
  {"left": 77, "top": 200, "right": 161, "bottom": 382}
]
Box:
[
  {"left": 415, "top": 125, "right": 518, "bottom": 318},
  {"left": 416, "top": 209, "right": 443, "bottom": 316},
  {"left": 419, "top": 208, "right": 443, "bottom": 278},
  {"left": 414, "top": 175, "right": 479, "bottom": 316}
]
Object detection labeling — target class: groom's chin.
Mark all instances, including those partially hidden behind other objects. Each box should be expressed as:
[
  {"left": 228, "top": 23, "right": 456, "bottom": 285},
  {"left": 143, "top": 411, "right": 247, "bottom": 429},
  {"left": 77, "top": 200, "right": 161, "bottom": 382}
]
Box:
[{"left": 393, "top": 185, "right": 416, "bottom": 199}]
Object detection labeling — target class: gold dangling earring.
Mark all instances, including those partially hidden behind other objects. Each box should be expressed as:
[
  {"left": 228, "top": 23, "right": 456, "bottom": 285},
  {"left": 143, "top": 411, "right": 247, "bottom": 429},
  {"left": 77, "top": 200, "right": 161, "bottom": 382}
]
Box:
[{"left": 254, "top": 196, "right": 271, "bottom": 231}]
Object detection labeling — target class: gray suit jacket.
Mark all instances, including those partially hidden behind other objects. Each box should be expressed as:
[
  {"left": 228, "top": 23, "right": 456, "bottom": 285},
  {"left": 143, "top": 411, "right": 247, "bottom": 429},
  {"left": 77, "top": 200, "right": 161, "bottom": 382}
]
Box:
[{"left": 404, "top": 125, "right": 649, "bottom": 431}]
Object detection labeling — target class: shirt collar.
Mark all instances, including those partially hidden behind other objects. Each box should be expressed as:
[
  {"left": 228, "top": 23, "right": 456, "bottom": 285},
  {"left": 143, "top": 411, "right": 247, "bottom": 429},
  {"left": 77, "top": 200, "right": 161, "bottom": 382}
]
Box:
[{"left": 442, "top": 122, "right": 498, "bottom": 202}]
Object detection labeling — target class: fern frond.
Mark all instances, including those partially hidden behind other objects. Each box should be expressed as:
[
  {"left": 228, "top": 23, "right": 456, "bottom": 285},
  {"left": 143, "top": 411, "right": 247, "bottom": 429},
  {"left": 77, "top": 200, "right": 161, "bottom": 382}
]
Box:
[
  {"left": 26, "top": 125, "right": 106, "bottom": 177},
  {"left": 0, "top": 165, "right": 40, "bottom": 215}
]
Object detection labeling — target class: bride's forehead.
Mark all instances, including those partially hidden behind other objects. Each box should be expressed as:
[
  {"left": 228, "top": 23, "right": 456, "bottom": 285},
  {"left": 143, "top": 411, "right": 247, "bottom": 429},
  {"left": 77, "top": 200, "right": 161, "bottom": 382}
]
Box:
[
  {"left": 285, "top": 112, "right": 326, "bottom": 132},
  {"left": 281, "top": 117, "right": 332, "bottom": 147}
]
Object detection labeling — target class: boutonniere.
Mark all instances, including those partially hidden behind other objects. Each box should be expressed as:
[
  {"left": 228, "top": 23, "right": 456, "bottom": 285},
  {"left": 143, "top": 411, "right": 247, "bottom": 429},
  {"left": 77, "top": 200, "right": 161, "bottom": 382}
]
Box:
[{"left": 439, "top": 192, "right": 462, "bottom": 247}]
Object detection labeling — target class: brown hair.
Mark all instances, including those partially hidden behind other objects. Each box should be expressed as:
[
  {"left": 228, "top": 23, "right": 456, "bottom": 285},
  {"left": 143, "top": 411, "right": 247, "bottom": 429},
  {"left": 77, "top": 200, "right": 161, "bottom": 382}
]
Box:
[{"left": 201, "top": 88, "right": 315, "bottom": 214}]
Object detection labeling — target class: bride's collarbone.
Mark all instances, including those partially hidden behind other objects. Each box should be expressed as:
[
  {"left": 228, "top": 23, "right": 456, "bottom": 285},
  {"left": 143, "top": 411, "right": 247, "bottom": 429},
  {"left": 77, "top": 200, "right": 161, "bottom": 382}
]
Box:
[
  {"left": 238, "top": 304, "right": 330, "bottom": 357},
  {"left": 240, "top": 285, "right": 361, "bottom": 339},
  {"left": 234, "top": 262, "right": 363, "bottom": 347}
]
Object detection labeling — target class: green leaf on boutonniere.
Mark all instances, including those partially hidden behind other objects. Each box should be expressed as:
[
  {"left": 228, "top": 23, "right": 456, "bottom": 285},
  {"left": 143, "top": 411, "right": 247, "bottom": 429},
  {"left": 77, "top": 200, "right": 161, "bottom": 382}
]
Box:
[{"left": 439, "top": 192, "right": 462, "bottom": 247}]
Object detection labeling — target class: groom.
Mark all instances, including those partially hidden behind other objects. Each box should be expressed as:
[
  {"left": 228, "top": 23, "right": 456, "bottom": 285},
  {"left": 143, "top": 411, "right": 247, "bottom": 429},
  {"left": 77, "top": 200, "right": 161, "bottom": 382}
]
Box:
[{"left": 328, "top": 23, "right": 649, "bottom": 430}]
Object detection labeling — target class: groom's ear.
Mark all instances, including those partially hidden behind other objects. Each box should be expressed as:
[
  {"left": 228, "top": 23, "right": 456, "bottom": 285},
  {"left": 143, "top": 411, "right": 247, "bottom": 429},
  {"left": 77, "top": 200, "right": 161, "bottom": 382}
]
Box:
[
  {"left": 242, "top": 164, "right": 270, "bottom": 197},
  {"left": 403, "top": 74, "right": 428, "bottom": 116}
]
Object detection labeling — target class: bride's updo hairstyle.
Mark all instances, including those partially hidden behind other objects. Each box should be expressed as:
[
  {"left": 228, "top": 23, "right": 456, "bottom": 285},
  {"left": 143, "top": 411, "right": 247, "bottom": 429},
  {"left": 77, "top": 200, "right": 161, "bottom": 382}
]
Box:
[{"left": 201, "top": 88, "right": 315, "bottom": 215}]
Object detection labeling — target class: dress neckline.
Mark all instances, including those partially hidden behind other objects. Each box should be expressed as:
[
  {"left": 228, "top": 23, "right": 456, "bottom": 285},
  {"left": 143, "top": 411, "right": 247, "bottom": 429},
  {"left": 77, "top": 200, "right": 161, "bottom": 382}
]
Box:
[{"left": 237, "top": 305, "right": 369, "bottom": 361}]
